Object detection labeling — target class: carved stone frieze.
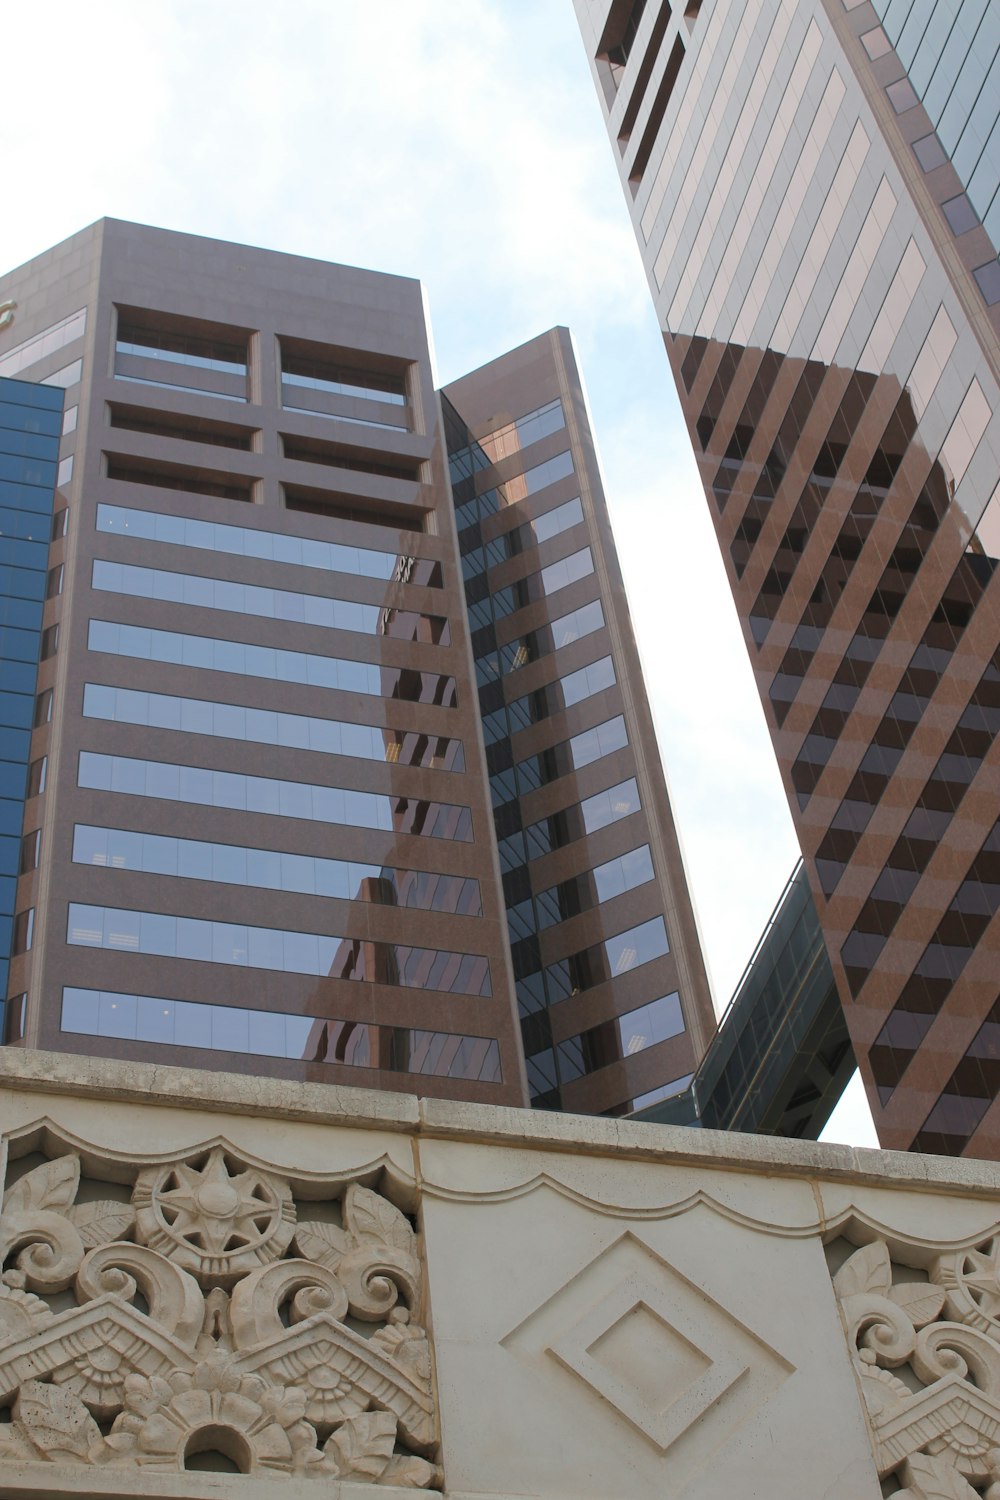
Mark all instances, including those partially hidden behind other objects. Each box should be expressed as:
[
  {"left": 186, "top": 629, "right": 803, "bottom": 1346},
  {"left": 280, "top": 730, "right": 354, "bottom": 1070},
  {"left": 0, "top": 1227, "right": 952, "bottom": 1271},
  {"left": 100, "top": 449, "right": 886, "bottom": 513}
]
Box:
[
  {"left": 832, "top": 1234, "right": 1000, "bottom": 1498},
  {"left": 0, "top": 1144, "right": 440, "bottom": 1487}
]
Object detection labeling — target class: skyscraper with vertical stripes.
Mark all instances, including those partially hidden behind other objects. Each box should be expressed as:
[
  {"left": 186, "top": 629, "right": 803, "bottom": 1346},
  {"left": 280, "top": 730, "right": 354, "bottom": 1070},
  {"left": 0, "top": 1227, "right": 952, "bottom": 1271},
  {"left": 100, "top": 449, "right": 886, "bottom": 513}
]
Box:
[{"left": 575, "top": 0, "right": 1000, "bottom": 1153}]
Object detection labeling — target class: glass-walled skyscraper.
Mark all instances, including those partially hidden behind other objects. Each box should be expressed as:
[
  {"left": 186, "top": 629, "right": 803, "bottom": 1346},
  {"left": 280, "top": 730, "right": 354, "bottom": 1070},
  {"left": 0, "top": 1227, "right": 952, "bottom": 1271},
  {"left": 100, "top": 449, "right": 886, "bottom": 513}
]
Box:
[{"left": 575, "top": 0, "right": 1000, "bottom": 1154}]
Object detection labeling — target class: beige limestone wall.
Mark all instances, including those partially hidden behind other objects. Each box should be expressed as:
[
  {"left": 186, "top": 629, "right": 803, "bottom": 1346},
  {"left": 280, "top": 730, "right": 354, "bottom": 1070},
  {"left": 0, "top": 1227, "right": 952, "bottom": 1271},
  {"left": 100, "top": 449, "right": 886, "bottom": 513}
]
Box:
[{"left": 0, "top": 1051, "right": 998, "bottom": 1498}]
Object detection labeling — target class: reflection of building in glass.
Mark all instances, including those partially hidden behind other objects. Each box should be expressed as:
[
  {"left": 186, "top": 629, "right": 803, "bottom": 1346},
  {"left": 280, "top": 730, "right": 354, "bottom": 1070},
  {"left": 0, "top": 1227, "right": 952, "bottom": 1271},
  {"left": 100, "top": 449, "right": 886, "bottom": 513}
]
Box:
[
  {"left": 576, "top": 0, "right": 1000, "bottom": 1153},
  {"left": 0, "top": 221, "right": 715, "bottom": 1119}
]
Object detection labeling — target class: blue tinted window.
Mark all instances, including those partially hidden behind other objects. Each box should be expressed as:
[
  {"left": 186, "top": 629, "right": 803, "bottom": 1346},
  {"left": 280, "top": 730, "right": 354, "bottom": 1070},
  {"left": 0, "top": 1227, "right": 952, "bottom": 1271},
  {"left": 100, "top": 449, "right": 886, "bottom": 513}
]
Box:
[
  {"left": 77, "top": 752, "right": 472, "bottom": 841},
  {"left": 91, "top": 559, "right": 448, "bottom": 644},
  {"left": 61, "top": 986, "right": 501, "bottom": 1081},
  {"left": 66, "top": 908, "right": 491, "bottom": 996},
  {"left": 95, "top": 503, "right": 439, "bottom": 587},
  {"left": 72, "top": 823, "right": 481, "bottom": 916},
  {"left": 87, "top": 620, "right": 456, "bottom": 707}
]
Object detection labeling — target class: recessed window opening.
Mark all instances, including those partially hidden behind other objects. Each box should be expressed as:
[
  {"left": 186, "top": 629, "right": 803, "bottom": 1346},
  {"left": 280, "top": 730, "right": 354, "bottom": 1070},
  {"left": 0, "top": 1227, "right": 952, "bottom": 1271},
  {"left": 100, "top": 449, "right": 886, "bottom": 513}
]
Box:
[
  {"left": 108, "top": 404, "right": 256, "bottom": 452},
  {"left": 281, "top": 431, "right": 421, "bottom": 481},
  {"left": 116, "top": 310, "right": 248, "bottom": 376},
  {"left": 597, "top": 0, "right": 650, "bottom": 98},
  {"left": 628, "top": 33, "right": 685, "bottom": 190},
  {"left": 280, "top": 335, "right": 407, "bottom": 406},
  {"left": 283, "top": 484, "right": 426, "bottom": 533},
  {"left": 617, "top": 1, "right": 673, "bottom": 145},
  {"left": 106, "top": 453, "right": 256, "bottom": 503}
]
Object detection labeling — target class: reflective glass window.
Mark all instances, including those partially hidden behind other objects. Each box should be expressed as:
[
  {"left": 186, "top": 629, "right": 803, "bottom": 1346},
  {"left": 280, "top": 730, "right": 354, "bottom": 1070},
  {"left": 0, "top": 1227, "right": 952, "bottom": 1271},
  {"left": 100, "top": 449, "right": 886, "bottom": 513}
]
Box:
[
  {"left": 561, "top": 656, "right": 615, "bottom": 708},
  {"left": 116, "top": 336, "right": 246, "bottom": 378},
  {"left": 478, "top": 400, "right": 565, "bottom": 462},
  {"left": 913, "top": 133, "right": 948, "bottom": 171},
  {"left": 87, "top": 620, "right": 457, "bottom": 708},
  {"left": 0, "top": 310, "right": 86, "bottom": 380},
  {"left": 974, "top": 260, "right": 1000, "bottom": 305},
  {"left": 538, "top": 547, "right": 594, "bottom": 597},
  {"left": 568, "top": 714, "right": 628, "bottom": 769},
  {"left": 91, "top": 559, "right": 449, "bottom": 645},
  {"left": 545, "top": 915, "right": 669, "bottom": 1000},
  {"left": 524, "top": 497, "right": 584, "bottom": 546},
  {"left": 78, "top": 751, "right": 473, "bottom": 841},
  {"left": 536, "top": 843, "right": 653, "bottom": 926},
  {"left": 82, "top": 683, "right": 464, "bottom": 773},
  {"left": 886, "top": 77, "right": 919, "bottom": 113},
  {"left": 96, "top": 503, "right": 441, "bottom": 588},
  {"left": 605, "top": 916, "right": 670, "bottom": 974},
  {"left": 581, "top": 778, "right": 641, "bottom": 834},
  {"left": 616, "top": 991, "right": 684, "bottom": 1051},
  {"left": 629, "top": 1074, "right": 694, "bottom": 1112},
  {"left": 72, "top": 823, "right": 481, "bottom": 915},
  {"left": 66, "top": 907, "right": 491, "bottom": 996},
  {"left": 61, "top": 987, "right": 501, "bottom": 1081},
  {"left": 942, "top": 194, "right": 979, "bottom": 235},
  {"left": 519, "top": 451, "right": 574, "bottom": 497}
]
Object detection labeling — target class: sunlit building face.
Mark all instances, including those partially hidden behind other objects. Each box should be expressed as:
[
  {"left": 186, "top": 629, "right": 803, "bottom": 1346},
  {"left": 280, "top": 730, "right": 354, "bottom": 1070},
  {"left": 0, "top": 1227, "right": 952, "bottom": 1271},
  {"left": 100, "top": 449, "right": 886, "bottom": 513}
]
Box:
[{"left": 575, "top": 0, "right": 1000, "bottom": 1154}]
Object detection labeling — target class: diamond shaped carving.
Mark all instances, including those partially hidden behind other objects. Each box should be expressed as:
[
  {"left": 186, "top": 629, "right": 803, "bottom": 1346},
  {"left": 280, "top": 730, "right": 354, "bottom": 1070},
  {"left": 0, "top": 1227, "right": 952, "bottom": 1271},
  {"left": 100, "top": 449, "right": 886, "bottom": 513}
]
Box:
[{"left": 503, "top": 1232, "right": 794, "bottom": 1469}]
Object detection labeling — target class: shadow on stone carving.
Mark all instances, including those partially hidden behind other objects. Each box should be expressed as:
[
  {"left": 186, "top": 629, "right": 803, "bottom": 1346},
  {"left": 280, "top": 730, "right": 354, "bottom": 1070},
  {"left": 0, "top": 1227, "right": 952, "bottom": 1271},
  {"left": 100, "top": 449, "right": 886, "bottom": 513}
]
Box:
[
  {"left": 0, "top": 1135, "right": 440, "bottom": 1487},
  {"left": 829, "top": 1228, "right": 1000, "bottom": 1499}
]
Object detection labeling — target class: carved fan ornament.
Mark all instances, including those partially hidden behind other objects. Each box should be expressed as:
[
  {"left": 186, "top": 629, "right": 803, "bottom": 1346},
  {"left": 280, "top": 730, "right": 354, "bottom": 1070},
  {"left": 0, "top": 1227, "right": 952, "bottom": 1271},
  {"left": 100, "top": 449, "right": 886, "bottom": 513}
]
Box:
[
  {"left": 832, "top": 1236, "right": 1000, "bottom": 1499},
  {"left": 0, "top": 1145, "right": 439, "bottom": 1487}
]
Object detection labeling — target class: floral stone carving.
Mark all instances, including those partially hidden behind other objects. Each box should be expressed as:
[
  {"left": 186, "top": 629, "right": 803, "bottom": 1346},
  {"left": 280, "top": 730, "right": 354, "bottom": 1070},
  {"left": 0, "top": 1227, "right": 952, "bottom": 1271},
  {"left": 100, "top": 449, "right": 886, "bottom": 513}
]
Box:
[
  {"left": 0, "top": 1144, "right": 439, "bottom": 1486},
  {"left": 832, "top": 1234, "right": 1000, "bottom": 1498}
]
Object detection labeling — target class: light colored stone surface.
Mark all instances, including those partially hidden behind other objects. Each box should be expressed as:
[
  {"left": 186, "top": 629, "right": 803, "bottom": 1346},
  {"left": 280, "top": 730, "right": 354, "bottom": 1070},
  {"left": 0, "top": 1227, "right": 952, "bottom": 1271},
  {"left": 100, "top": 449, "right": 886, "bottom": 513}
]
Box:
[
  {"left": 2, "top": 1050, "right": 1000, "bottom": 1497},
  {"left": 418, "top": 1142, "right": 877, "bottom": 1500}
]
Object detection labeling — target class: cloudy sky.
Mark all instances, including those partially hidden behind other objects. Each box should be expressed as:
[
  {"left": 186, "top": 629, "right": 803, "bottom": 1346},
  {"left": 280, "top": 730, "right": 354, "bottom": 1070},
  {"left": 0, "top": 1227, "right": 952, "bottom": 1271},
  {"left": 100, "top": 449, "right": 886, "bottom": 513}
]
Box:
[{"left": 2, "top": 1, "right": 876, "bottom": 1144}]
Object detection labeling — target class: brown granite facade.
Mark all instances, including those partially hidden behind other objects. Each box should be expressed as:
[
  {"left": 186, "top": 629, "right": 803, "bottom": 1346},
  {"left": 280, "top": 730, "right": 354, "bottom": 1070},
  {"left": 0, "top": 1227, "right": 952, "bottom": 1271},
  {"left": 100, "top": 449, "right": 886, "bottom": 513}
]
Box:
[
  {"left": 574, "top": 0, "right": 1000, "bottom": 1152},
  {"left": 0, "top": 220, "right": 714, "bottom": 1117}
]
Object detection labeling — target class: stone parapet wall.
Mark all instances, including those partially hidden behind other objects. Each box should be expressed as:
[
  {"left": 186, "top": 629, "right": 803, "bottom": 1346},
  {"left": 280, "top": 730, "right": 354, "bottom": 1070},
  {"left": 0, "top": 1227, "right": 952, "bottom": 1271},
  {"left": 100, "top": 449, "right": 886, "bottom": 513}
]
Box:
[{"left": 0, "top": 1051, "right": 998, "bottom": 1498}]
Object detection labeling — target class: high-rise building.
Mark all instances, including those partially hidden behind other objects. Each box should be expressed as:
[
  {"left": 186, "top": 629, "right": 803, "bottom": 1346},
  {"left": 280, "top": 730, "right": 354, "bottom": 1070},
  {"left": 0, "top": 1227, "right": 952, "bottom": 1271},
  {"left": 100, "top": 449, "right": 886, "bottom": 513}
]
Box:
[
  {"left": 0, "top": 218, "right": 715, "bottom": 1118},
  {"left": 575, "top": 0, "right": 1000, "bottom": 1154}
]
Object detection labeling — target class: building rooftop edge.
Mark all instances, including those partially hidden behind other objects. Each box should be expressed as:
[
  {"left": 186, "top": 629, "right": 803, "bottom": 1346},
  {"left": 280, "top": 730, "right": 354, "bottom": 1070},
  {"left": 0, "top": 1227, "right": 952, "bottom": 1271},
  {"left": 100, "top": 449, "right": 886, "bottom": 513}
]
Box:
[
  {"left": 0, "top": 1048, "right": 996, "bottom": 1199},
  {"left": 1, "top": 215, "right": 426, "bottom": 295}
]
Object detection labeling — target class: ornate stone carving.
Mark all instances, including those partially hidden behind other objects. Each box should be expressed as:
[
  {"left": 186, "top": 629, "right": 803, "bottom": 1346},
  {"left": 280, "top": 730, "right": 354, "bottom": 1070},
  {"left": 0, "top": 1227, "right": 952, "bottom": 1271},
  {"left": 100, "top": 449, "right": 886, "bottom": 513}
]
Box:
[
  {"left": 832, "top": 1233, "right": 1000, "bottom": 1498},
  {"left": 0, "top": 1139, "right": 440, "bottom": 1487},
  {"left": 133, "top": 1147, "right": 296, "bottom": 1287}
]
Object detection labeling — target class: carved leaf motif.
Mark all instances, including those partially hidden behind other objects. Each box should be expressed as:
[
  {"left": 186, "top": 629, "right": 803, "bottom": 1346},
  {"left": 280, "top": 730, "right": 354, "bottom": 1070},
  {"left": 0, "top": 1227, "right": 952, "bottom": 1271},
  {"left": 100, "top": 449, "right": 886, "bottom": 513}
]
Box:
[
  {"left": 382, "top": 1453, "right": 438, "bottom": 1488},
  {"left": 294, "top": 1219, "right": 351, "bottom": 1270},
  {"left": 3, "top": 1155, "right": 79, "bottom": 1215},
  {"left": 66, "top": 1201, "right": 136, "bottom": 1249},
  {"left": 326, "top": 1409, "right": 398, "bottom": 1479},
  {"left": 901, "top": 1451, "right": 981, "bottom": 1499},
  {"left": 889, "top": 1281, "right": 947, "bottom": 1329},
  {"left": 0, "top": 1423, "right": 38, "bottom": 1462},
  {"left": 344, "top": 1185, "right": 415, "bottom": 1254},
  {"left": 16, "top": 1379, "right": 103, "bottom": 1462},
  {"left": 833, "top": 1241, "right": 891, "bottom": 1300},
  {"left": 857, "top": 1360, "right": 910, "bottom": 1416}
]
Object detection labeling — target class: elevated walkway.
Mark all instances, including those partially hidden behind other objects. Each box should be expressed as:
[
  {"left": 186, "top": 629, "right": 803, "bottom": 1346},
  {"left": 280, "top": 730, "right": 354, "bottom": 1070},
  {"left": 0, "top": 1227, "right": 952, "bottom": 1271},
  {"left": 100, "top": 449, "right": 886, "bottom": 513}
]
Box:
[{"left": 634, "top": 862, "right": 854, "bottom": 1137}]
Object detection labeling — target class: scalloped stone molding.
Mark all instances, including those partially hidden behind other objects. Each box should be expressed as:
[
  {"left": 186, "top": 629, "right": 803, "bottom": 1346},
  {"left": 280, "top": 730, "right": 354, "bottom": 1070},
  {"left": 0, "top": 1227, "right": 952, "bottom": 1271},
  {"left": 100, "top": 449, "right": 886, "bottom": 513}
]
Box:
[{"left": 0, "top": 1052, "right": 999, "bottom": 1497}]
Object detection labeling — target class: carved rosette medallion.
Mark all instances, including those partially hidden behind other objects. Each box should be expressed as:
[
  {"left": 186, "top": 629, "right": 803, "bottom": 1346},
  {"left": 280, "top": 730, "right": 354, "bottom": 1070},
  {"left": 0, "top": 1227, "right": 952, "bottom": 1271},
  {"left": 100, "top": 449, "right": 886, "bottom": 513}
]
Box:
[
  {"left": 934, "top": 1238, "right": 1000, "bottom": 1337},
  {"left": 133, "top": 1148, "right": 296, "bottom": 1287},
  {"left": 0, "top": 1144, "right": 440, "bottom": 1488},
  {"left": 832, "top": 1235, "right": 1000, "bottom": 1499}
]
